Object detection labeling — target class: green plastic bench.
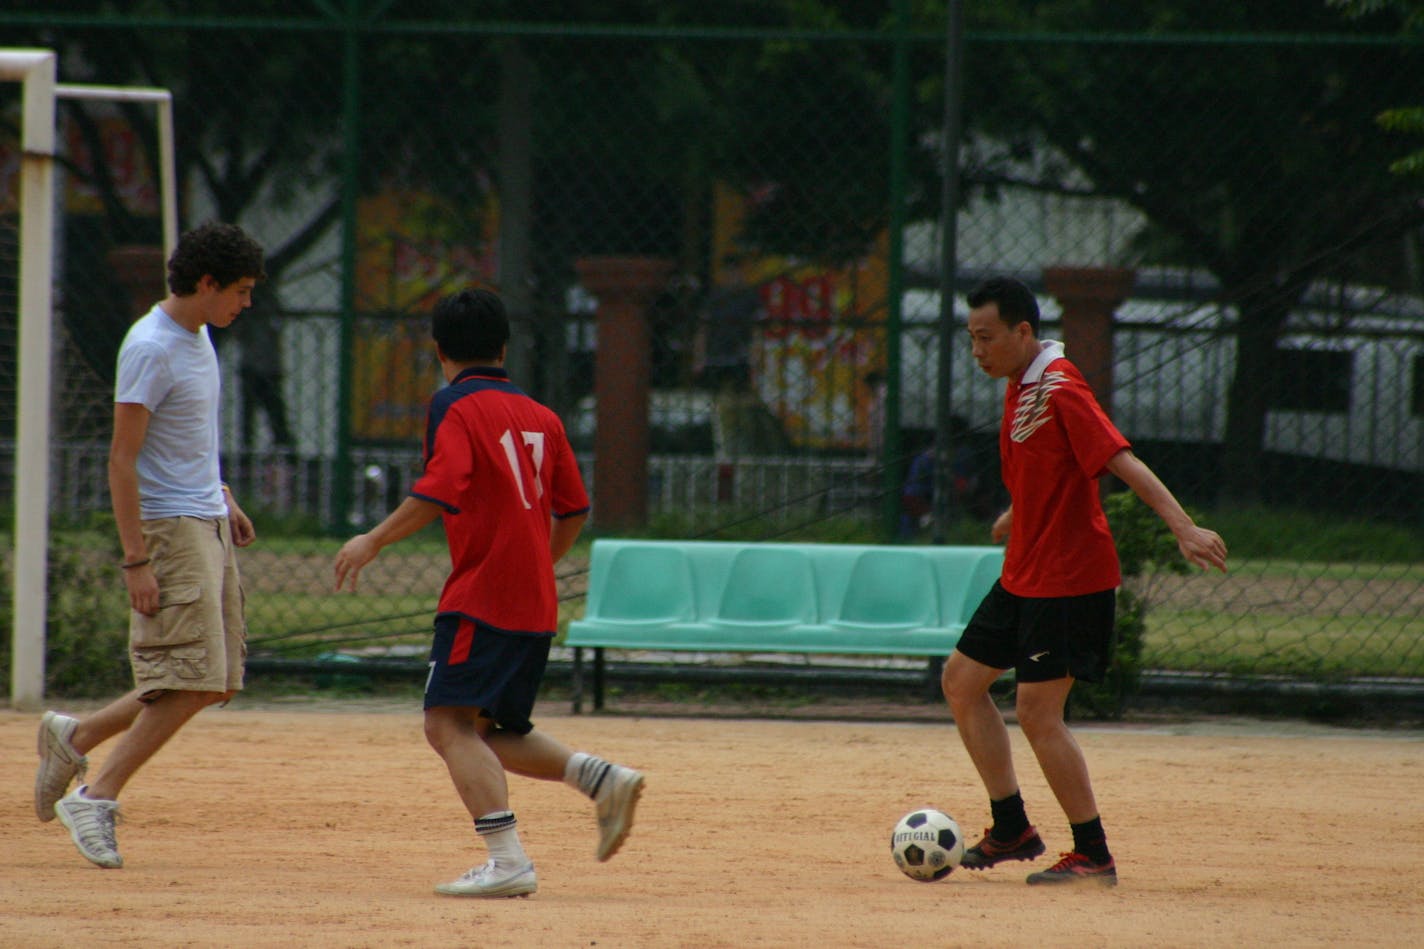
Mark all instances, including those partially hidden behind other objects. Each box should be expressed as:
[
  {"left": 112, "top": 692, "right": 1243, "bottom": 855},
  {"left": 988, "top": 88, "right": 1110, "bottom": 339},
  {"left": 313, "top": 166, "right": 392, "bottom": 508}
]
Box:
[{"left": 565, "top": 539, "right": 1004, "bottom": 711}]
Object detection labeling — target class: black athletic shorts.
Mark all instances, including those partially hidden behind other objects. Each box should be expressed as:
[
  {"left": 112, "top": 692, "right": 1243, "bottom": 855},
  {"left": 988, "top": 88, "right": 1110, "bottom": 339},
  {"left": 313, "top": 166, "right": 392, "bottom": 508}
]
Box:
[
  {"left": 955, "top": 580, "right": 1117, "bottom": 684},
  {"left": 424, "top": 614, "right": 551, "bottom": 734}
]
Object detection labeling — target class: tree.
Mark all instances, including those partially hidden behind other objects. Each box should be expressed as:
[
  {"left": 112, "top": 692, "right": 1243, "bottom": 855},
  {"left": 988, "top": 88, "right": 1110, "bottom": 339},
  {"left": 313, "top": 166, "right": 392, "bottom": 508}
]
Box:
[
  {"left": 9, "top": 1, "right": 913, "bottom": 415},
  {"left": 952, "top": 1, "right": 1424, "bottom": 504},
  {"left": 1331, "top": 0, "right": 1424, "bottom": 178},
  {"left": 4, "top": 1, "right": 353, "bottom": 409}
]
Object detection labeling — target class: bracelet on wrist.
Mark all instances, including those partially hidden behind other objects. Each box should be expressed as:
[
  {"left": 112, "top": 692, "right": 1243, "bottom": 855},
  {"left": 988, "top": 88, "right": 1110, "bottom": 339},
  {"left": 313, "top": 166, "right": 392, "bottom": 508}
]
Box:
[{"left": 121, "top": 558, "right": 151, "bottom": 570}]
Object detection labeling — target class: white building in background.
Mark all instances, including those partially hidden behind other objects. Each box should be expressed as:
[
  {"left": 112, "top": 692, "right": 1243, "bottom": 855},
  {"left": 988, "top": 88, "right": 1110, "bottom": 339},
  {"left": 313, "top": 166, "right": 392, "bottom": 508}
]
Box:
[
  {"left": 189, "top": 135, "right": 1424, "bottom": 481},
  {"left": 897, "top": 280, "right": 1424, "bottom": 476}
]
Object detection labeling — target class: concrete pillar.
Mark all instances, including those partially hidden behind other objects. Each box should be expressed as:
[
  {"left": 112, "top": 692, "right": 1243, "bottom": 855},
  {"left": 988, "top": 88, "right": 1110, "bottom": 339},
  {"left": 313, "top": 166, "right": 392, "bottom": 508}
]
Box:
[
  {"left": 1042, "top": 266, "right": 1135, "bottom": 414},
  {"left": 574, "top": 256, "right": 675, "bottom": 530},
  {"left": 106, "top": 245, "right": 167, "bottom": 321}
]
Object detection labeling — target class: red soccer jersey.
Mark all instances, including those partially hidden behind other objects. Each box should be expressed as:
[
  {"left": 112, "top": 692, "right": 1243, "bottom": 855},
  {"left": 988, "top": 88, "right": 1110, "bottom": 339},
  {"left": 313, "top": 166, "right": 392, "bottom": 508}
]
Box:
[
  {"left": 998, "top": 342, "right": 1129, "bottom": 598},
  {"left": 410, "top": 367, "right": 590, "bottom": 635}
]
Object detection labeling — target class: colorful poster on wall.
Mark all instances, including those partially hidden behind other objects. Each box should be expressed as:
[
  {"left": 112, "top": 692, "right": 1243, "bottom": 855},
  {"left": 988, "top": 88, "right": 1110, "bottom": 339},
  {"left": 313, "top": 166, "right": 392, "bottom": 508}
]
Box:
[
  {"left": 711, "top": 183, "right": 888, "bottom": 451},
  {"left": 63, "top": 113, "right": 161, "bottom": 216},
  {"left": 350, "top": 185, "right": 499, "bottom": 442},
  {"left": 0, "top": 106, "right": 18, "bottom": 209}
]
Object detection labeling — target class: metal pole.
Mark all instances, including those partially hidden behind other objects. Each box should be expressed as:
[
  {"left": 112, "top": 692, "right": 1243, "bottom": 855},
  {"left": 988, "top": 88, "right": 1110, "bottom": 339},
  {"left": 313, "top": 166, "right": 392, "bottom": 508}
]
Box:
[
  {"left": 156, "top": 94, "right": 177, "bottom": 258},
  {"left": 882, "top": 0, "right": 911, "bottom": 540},
  {"left": 932, "top": 1, "right": 965, "bottom": 545},
  {"left": 7, "top": 49, "right": 57, "bottom": 710},
  {"left": 332, "top": 0, "right": 361, "bottom": 533},
  {"left": 55, "top": 85, "right": 177, "bottom": 257}
]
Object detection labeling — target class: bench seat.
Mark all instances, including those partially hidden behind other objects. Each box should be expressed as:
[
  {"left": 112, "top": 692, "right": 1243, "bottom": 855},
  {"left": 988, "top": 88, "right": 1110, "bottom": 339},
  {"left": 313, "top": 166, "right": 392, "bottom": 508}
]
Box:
[{"left": 565, "top": 539, "right": 1003, "bottom": 711}]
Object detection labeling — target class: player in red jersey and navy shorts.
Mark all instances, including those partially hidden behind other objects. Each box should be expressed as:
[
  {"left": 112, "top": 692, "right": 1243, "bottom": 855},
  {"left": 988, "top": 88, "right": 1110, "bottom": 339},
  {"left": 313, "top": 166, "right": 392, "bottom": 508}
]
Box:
[
  {"left": 942, "top": 276, "right": 1228, "bottom": 886},
  {"left": 334, "top": 287, "right": 643, "bottom": 898}
]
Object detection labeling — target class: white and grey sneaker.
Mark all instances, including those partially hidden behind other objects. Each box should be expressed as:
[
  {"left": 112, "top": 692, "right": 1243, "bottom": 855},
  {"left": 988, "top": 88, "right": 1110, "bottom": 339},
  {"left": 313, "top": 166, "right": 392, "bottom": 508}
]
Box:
[
  {"left": 595, "top": 766, "right": 644, "bottom": 862},
  {"left": 35, "top": 711, "right": 87, "bottom": 822},
  {"left": 55, "top": 786, "right": 123, "bottom": 869},
  {"left": 435, "top": 860, "right": 537, "bottom": 898}
]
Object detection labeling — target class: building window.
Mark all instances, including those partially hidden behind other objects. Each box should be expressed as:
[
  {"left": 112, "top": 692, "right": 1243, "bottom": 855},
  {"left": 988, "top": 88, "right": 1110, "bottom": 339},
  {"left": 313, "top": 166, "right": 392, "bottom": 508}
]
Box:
[{"left": 1270, "top": 348, "right": 1351, "bottom": 413}]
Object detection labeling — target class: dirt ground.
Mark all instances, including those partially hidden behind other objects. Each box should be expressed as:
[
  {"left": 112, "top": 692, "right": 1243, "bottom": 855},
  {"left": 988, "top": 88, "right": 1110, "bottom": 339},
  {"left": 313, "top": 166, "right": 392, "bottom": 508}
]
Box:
[{"left": 2, "top": 698, "right": 1421, "bottom": 948}]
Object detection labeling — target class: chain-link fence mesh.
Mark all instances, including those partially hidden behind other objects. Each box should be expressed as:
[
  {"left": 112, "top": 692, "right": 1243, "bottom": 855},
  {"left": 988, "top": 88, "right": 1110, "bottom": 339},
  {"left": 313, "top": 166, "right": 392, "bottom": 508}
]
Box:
[{"left": 2, "top": 4, "right": 1422, "bottom": 694}]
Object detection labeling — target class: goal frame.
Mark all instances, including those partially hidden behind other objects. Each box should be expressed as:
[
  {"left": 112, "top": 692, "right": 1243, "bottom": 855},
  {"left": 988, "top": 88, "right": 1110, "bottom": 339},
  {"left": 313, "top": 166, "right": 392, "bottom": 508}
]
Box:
[{"left": 4, "top": 48, "right": 177, "bottom": 709}]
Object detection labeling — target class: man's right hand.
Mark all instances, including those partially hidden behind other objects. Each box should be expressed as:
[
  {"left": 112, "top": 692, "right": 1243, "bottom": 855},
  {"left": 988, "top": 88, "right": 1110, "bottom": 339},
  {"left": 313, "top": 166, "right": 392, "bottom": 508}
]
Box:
[
  {"left": 991, "top": 507, "right": 1013, "bottom": 544},
  {"left": 334, "top": 534, "right": 379, "bottom": 592},
  {"left": 124, "top": 564, "right": 160, "bottom": 616}
]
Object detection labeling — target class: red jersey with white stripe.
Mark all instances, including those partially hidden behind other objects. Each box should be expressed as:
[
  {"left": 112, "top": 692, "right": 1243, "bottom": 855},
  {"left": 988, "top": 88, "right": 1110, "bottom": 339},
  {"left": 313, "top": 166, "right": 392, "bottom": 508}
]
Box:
[
  {"left": 410, "top": 366, "right": 590, "bottom": 635},
  {"left": 999, "top": 342, "right": 1129, "bottom": 598}
]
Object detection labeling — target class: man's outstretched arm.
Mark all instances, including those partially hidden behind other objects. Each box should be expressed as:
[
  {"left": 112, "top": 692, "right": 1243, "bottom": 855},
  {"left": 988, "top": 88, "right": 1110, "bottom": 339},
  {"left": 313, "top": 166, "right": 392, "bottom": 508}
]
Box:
[{"left": 1106, "top": 449, "right": 1228, "bottom": 573}]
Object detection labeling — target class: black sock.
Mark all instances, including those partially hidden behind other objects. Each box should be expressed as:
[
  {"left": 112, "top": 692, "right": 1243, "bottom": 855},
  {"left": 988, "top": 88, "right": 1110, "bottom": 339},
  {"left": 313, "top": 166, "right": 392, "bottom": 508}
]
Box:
[
  {"left": 1070, "top": 817, "right": 1111, "bottom": 864},
  {"left": 988, "top": 791, "right": 1029, "bottom": 842}
]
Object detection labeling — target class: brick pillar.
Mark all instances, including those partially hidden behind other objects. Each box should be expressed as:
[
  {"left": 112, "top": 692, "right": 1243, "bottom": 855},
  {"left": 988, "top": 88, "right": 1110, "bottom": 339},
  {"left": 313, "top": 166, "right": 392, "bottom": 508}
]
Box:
[
  {"left": 106, "top": 245, "right": 167, "bottom": 321},
  {"left": 574, "top": 256, "right": 675, "bottom": 530},
  {"left": 1042, "top": 266, "right": 1135, "bottom": 414}
]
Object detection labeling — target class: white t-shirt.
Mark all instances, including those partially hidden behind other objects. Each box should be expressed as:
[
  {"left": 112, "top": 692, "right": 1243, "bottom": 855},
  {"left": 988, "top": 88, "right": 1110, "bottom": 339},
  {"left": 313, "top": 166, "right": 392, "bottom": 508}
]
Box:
[{"left": 113, "top": 304, "right": 227, "bottom": 520}]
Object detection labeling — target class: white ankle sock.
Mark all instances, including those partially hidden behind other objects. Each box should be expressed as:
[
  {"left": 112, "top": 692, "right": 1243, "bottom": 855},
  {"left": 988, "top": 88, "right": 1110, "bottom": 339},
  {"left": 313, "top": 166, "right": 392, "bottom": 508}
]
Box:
[
  {"left": 564, "top": 752, "right": 613, "bottom": 799},
  {"left": 475, "top": 810, "right": 527, "bottom": 867}
]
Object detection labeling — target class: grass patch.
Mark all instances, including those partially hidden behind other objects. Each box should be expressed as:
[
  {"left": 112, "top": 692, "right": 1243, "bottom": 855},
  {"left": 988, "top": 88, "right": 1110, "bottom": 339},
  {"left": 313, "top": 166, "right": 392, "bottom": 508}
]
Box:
[
  {"left": 1204, "top": 506, "right": 1424, "bottom": 563},
  {"left": 12, "top": 502, "right": 1423, "bottom": 700},
  {"left": 245, "top": 580, "right": 589, "bottom": 657},
  {"left": 1144, "top": 609, "right": 1424, "bottom": 678},
  {"left": 1190, "top": 558, "right": 1424, "bottom": 581},
  {"left": 245, "top": 592, "right": 436, "bottom": 656}
]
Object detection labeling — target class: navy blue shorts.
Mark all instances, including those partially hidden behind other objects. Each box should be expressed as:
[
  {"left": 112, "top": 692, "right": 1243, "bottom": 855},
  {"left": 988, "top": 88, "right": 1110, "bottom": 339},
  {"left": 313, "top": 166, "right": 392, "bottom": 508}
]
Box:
[
  {"left": 955, "top": 581, "right": 1117, "bottom": 684},
  {"left": 424, "top": 615, "right": 551, "bottom": 734}
]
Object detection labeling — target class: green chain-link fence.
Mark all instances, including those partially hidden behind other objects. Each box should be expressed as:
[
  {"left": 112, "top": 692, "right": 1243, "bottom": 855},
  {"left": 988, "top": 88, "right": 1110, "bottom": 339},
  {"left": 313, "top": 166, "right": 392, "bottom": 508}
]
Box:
[{"left": 3, "top": 2, "right": 1422, "bottom": 697}]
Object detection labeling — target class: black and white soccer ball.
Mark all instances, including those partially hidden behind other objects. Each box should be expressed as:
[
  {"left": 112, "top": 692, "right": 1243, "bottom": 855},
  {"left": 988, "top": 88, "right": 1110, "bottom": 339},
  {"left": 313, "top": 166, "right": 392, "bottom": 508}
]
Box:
[{"left": 891, "top": 808, "right": 965, "bottom": 881}]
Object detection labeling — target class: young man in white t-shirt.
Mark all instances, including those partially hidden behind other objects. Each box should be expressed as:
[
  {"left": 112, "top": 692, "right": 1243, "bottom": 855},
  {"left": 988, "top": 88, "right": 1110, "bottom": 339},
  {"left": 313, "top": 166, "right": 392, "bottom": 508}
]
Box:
[{"left": 34, "top": 222, "right": 266, "bottom": 869}]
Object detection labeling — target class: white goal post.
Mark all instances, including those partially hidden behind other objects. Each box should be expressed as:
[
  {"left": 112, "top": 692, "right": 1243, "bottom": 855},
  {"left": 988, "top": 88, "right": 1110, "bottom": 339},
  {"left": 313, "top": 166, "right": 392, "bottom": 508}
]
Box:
[{"left": 4, "top": 48, "right": 177, "bottom": 710}]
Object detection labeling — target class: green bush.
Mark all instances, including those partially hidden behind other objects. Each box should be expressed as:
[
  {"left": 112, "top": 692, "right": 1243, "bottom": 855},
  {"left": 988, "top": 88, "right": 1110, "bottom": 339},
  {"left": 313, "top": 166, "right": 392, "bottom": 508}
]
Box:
[
  {"left": 0, "top": 530, "right": 132, "bottom": 699},
  {"left": 1070, "top": 491, "right": 1194, "bottom": 719}
]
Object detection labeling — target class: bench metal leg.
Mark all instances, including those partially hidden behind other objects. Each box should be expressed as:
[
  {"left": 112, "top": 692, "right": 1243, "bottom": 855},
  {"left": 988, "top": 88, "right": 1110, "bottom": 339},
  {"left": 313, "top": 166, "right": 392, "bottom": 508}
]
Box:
[
  {"left": 593, "top": 647, "right": 606, "bottom": 711},
  {"left": 572, "top": 647, "right": 584, "bottom": 714},
  {"left": 925, "top": 656, "right": 945, "bottom": 702}
]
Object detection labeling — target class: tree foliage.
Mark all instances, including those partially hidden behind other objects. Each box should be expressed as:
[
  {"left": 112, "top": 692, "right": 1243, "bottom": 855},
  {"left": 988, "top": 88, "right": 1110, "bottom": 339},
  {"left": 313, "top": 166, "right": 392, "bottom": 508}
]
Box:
[
  {"left": 14, "top": 2, "right": 1421, "bottom": 496},
  {"left": 1331, "top": 0, "right": 1424, "bottom": 177},
  {"left": 952, "top": 0, "right": 1424, "bottom": 503}
]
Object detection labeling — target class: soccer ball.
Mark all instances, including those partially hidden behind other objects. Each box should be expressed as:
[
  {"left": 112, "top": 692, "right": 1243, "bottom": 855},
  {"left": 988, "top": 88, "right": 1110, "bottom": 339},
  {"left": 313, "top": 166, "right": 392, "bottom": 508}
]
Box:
[{"left": 891, "top": 808, "right": 965, "bottom": 881}]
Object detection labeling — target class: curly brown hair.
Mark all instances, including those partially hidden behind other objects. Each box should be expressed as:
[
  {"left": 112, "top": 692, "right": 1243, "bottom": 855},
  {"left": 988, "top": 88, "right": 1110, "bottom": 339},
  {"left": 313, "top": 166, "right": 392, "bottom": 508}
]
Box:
[{"left": 166, "top": 222, "right": 266, "bottom": 295}]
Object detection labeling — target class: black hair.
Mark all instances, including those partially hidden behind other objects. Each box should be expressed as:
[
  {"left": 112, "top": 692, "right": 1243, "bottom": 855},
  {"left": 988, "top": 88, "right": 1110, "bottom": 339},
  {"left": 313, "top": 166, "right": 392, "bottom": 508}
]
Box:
[
  {"left": 431, "top": 287, "right": 510, "bottom": 362},
  {"left": 966, "top": 276, "right": 1040, "bottom": 335},
  {"left": 167, "top": 222, "right": 266, "bottom": 294}
]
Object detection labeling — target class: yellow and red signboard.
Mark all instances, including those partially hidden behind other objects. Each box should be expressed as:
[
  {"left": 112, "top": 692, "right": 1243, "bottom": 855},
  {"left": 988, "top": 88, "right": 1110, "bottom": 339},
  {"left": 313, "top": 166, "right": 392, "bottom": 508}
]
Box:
[
  {"left": 349, "top": 186, "right": 498, "bottom": 441},
  {"left": 713, "top": 183, "right": 888, "bottom": 450}
]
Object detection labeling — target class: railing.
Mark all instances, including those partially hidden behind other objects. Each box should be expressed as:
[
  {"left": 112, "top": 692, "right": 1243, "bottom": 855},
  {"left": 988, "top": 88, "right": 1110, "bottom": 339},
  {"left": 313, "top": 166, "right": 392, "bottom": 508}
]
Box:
[{"left": 19, "top": 441, "right": 883, "bottom": 530}]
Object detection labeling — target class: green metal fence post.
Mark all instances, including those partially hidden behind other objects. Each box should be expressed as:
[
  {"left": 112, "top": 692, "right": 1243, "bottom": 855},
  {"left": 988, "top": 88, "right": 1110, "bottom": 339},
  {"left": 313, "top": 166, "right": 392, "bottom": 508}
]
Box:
[
  {"left": 882, "top": 0, "right": 911, "bottom": 542},
  {"left": 331, "top": 0, "right": 361, "bottom": 534},
  {"left": 933, "top": 0, "right": 965, "bottom": 545}
]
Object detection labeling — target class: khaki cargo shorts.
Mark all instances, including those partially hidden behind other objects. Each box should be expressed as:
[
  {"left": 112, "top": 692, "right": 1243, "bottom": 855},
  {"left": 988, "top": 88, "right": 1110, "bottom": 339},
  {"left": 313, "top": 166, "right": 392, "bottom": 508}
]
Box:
[{"left": 129, "top": 515, "right": 247, "bottom": 697}]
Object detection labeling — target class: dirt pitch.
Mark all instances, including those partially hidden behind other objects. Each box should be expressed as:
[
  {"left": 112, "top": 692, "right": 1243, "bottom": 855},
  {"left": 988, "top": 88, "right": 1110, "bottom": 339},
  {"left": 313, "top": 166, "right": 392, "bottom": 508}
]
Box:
[{"left": 2, "top": 699, "right": 1421, "bottom": 948}]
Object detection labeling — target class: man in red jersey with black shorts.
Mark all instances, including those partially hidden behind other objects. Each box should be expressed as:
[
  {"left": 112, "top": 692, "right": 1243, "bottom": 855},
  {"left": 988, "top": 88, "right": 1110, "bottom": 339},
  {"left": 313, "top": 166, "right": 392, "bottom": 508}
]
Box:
[
  {"left": 334, "top": 288, "right": 643, "bottom": 898},
  {"left": 941, "top": 276, "right": 1227, "bottom": 886}
]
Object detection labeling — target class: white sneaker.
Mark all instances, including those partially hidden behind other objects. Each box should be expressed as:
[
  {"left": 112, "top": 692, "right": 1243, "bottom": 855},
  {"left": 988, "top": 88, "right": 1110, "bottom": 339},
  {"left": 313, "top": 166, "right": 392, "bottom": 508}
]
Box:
[
  {"left": 35, "top": 712, "right": 87, "bottom": 822},
  {"left": 55, "top": 786, "right": 123, "bottom": 869},
  {"left": 595, "top": 766, "right": 644, "bottom": 862},
  {"left": 435, "top": 860, "right": 537, "bottom": 898}
]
